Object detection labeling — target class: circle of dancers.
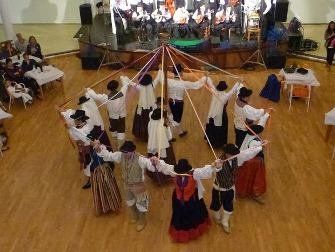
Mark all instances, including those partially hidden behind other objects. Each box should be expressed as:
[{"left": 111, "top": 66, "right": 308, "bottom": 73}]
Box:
[{"left": 57, "top": 56, "right": 273, "bottom": 241}]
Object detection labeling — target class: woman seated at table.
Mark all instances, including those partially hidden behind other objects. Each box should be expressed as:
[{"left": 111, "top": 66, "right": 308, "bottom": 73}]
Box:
[
  {"left": 4, "top": 58, "right": 41, "bottom": 98},
  {"left": 21, "top": 53, "right": 42, "bottom": 73},
  {"left": 1, "top": 41, "right": 19, "bottom": 59},
  {"left": 26, "top": 36, "right": 43, "bottom": 60}
]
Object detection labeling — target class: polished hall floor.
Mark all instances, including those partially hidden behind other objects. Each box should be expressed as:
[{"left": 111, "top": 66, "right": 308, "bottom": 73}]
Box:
[{"left": 0, "top": 54, "right": 334, "bottom": 251}]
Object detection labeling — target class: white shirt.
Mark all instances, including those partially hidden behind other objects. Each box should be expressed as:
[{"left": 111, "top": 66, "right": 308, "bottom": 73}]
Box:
[
  {"left": 0, "top": 107, "right": 13, "bottom": 120},
  {"left": 192, "top": 9, "right": 212, "bottom": 21},
  {"left": 207, "top": 80, "right": 241, "bottom": 126},
  {"left": 147, "top": 118, "right": 171, "bottom": 158},
  {"left": 120, "top": 71, "right": 162, "bottom": 114},
  {"left": 81, "top": 93, "right": 105, "bottom": 130},
  {"left": 151, "top": 8, "right": 172, "bottom": 22},
  {"left": 240, "top": 113, "right": 269, "bottom": 152},
  {"left": 86, "top": 84, "right": 129, "bottom": 119},
  {"left": 234, "top": 103, "right": 265, "bottom": 130},
  {"left": 173, "top": 7, "right": 190, "bottom": 24},
  {"left": 165, "top": 72, "right": 206, "bottom": 100},
  {"left": 69, "top": 123, "right": 93, "bottom": 146}
]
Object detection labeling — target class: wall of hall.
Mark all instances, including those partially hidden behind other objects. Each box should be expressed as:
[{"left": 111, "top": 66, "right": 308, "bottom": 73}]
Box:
[{"left": 0, "top": 0, "right": 334, "bottom": 24}]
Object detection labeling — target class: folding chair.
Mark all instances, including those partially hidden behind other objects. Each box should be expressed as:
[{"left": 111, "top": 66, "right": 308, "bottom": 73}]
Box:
[
  {"left": 288, "top": 84, "right": 311, "bottom": 112},
  {"left": 7, "top": 82, "right": 29, "bottom": 111}
]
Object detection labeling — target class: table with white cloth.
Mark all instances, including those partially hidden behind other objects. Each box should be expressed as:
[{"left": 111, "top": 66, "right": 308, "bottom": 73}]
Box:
[
  {"left": 325, "top": 107, "right": 335, "bottom": 141},
  {"left": 24, "top": 65, "right": 64, "bottom": 97},
  {"left": 0, "top": 53, "right": 42, "bottom": 65},
  {"left": 279, "top": 69, "right": 320, "bottom": 110}
]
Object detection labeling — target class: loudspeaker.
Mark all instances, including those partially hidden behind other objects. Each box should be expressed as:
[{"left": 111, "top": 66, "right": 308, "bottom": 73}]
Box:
[
  {"left": 275, "top": 1, "right": 289, "bottom": 22},
  {"left": 81, "top": 54, "right": 101, "bottom": 70},
  {"left": 79, "top": 4, "right": 93, "bottom": 25},
  {"left": 265, "top": 50, "right": 287, "bottom": 69},
  {"left": 288, "top": 33, "right": 303, "bottom": 51}
]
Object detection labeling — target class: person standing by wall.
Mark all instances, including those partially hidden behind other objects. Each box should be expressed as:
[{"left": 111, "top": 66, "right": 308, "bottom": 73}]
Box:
[{"left": 324, "top": 21, "right": 335, "bottom": 67}]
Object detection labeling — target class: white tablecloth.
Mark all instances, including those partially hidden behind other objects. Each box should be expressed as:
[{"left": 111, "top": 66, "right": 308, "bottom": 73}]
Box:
[
  {"left": 0, "top": 54, "right": 42, "bottom": 65},
  {"left": 24, "top": 65, "right": 64, "bottom": 86},
  {"left": 325, "top": 108, "right": 335, "bottom": 125},
  {"left": 279, "top": 69, "right": 320, "bottom": 87}
]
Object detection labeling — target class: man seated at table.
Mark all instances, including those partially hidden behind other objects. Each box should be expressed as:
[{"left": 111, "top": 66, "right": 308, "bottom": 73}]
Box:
[
  {"left": 21, "top": 53, "right": 42, "bottom": 73},
  {"left": 14, "top": 33, "right": 28, "bottom": 53},
  {"left": 4, "top": 58, "right": 41, "bottom": 98}
]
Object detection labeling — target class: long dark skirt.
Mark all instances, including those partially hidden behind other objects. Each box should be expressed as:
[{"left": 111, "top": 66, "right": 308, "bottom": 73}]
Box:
[
  {"left": 205, "top": 110, "right": 228, "bottom": 148},
  {"left": 146, "top": 145, "right": 175, "bottom": 184},
  {"left": 132, "top": 106, "right": 152, "bottom": 141},
  {"left": 169, "top": 189, "right": 211, "bottom": 243}
]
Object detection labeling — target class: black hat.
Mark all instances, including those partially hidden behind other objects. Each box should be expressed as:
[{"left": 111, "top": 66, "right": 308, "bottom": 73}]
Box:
[
  {"left": 238, "top": 87, "right": 253, "bottom": 98},
  {"left": 120, "top": 141, "right": 136, "bottom": 153},
  {"left": 223, "top": 144, "right": 240, "bottom": 156},
  {"left": 216, "top": 81, "right": 228, "bottom": 91},
  {"left": 172, "top": 64, "right": 183, "bottom": 76},
  {"left": 174, "top": 159, "right": 192, "bottom": 174},
  {"left": 139, "top": 74, "right": 153, "bottom": 86},
  {"left": 96, "top": 2, "right": 103, "bottom": 8},
  {"left": 107, "top": 80, "right": 119, "bottom": 91},
  {"left": 78, "top": 95, "right": 90, "bottom": 105},
  {"left": 87, "top": 125, "right": 103, "bottom": 141},
  {"left": 247, "top": 125, "right": 264, "bottom": 135},
  {"left": 70, "top": 109, "right": 90, "bottom": 121}
]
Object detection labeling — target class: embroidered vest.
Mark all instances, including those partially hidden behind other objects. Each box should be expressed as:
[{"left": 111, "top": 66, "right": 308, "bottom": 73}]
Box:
[
  {"left": 174, "top": 175, "right": 196, "bottom": 202},
  {"left": 215, "top": 157, "right": 238, "bottom": 189},
  {"left": 120, "top": 153, "right": 143, "bottom": 184}
]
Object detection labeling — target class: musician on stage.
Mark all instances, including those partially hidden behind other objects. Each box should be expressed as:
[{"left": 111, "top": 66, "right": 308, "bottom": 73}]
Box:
[
  {"left": 190, "top": 4, "right": 212, "bottom": 38},
  {"left": 151, "top": 2, "right": 172, "bottom": 35},
  {"left": 172, "top": 7, "right": 191, "bottom": 38},
  {"left": 142, "top": 0, "right": 154, "bottom": 13},
  {"left": 213, "top": 5, "right": 226, "bottom": 36},
  {"left": 113, "top": 0, "right": 131, "bottom": 33},
  {"left": 132, "top": 4, "right": 153, "bottom": 36}
]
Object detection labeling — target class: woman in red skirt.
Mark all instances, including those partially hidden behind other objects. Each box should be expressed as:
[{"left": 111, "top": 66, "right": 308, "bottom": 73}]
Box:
[
  {"left": 155, "top": 158, "right": 219, "bottom": 242},
  {"left": 235, "top": 113, "right": 269, "bottom": 203}
]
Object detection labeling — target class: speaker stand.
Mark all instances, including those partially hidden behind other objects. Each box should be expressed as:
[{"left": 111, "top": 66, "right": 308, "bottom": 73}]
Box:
[
  {"left": 98, "top": 44, "right": 124, "bottom": 71},
  {"left": 241, "top": 48, "right": 267, "bottom": 70}
]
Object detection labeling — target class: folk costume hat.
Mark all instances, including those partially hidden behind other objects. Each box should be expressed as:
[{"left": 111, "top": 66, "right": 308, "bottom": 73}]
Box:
[
  {"left": 107, "top": 80, "right": 119, "bottom": 91},
  {"left": 247, "top": 125, "right": 264, "bottom": 135},
  {"left": 120, "top": 141, "right": 136, "bottom": 153},
  {"left": 223, "top": 143, "right": 240, "bottom": 156},
  {"left": 216, "top": 81, "right": 228, "bottom": 91},
  {"left": 174, "top": 159, "right": 193, "bottom": 174},
  {"left": 78, "top": 95, "right": 90, "bottom": 105},
  {"left": 70, "top": 109, "right": 89, "bottom": 121},
  {"left": 139, "top": 74, "right": 153, "bottom": 86},
  {"left": 238, "top": 87, "right": 253, "bottom": 98},
  {"left": 87, "top": 125, "right": 104, "bottom": 141}
]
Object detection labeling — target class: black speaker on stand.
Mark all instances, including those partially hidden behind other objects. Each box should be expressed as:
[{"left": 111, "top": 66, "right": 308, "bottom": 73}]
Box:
[
  {"left": 275, "top": 0, "right": 289, "bottom": 22},
  {"left": 79, "top": 4, "right": 93, "bottom": 25}
]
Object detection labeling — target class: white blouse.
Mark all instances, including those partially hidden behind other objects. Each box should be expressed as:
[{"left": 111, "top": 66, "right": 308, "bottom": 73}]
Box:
[{"left": 234, "top": 103, "right": 265, "bottom": 130}]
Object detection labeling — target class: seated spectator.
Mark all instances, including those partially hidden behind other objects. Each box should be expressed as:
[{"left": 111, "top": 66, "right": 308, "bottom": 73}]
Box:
[
  {"left": 4, "top": 58, "right": 41, "bottom": 98},
  {"left": 1, "top": 41, "right": 19, "bottom": 59},
  {"left": 0, "top": 101, "right": 12, "bottom": 152},
  {"left": 14, "top": 33, "right": 28, "bottom": 53},
  {"left": 21, "top": 53, "right": 41, "bottom": 73},
  {"left": 5, "top": 81, "right": 33, "bottom": 104},
  {"left": 26, "top": 36, "right": 43, "bottom": 60}
]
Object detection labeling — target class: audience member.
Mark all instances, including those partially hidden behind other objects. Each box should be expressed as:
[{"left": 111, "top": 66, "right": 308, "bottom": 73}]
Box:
[
  {"left": 26, "top": 36, "right": 43, "bottom": 60},
  {"left": 21, "top": 53, "right": 41, "bottom": 73},
  {"left": 14, "top": 33, "right": 28, "bottom": 53}
]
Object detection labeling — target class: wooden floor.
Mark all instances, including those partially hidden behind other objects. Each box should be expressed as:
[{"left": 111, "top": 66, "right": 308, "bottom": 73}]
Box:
[{"left": 1, "top": 55, "right": 335, "bottom": 252}]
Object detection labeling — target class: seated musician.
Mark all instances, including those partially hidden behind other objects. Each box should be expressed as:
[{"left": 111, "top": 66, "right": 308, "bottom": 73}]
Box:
[
  {"left": 151, "top": 2, "right": 172, "bottom": 34},
  {"left": 142, "top": 0, "right": 154, "bottom": 14},
  {"left": 132, "top": 4, "right": 153, "bottom": 36},
  {"left": 113, "top": 0, "right": 131, "bottom": 33},
  {"left": 190, "top": 4, "right": 212, "bottom": 38},
  {"left": 172, "top": 7, "right": 191, "bottom": 38},
  {"left": 213, "top": 6, "right": 226, "bottom": 36}
]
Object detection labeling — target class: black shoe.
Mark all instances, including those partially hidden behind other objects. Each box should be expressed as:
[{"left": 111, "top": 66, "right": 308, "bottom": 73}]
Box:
[
  {"left": 82, "top": 181, "right": 91, "bottom": 189},
  {"left": 179, "top": 131, "right": 188, "bottom": 137}
]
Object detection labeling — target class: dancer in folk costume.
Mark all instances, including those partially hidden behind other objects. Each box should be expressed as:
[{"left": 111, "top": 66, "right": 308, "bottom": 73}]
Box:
[
  {"left": 233, "top": 86, "right": 268, "bottom": 148},
  {"left": 78, "top": 93, "right": 113, "bottom": 150},
  {"left": 205, "top": 78, "right": 241, "bottom": 148},
  {"left": 235, "top": 112, "right": 269, "bottom": 203},
  {"left": 209, "top": 143, "right": 264, "bottom": 233},
  {"left": 146, "top": 108, "right": 176, "bottom": 184},
  {"left": 94, "top": 141, "right": 157, "bottom": 232},
  {"left": 87, "top": 127, "right": 122, "bottom": 215},
  {"left": 86, "top": 78, "right": 132, "bottom": 149},
  {"left": 154, "top": 158, "right": 221, "bottom": 242},
  {"left": 120, "top": 71, "right": 162, "bottom": 141},
  {"left": 163, "top": 64, "right": 207, "bottom": 137}
]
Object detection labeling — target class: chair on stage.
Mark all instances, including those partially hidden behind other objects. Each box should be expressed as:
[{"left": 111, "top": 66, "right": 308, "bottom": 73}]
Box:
[{"left": 246, "top": 12, "right": 261, "bottom": 43}]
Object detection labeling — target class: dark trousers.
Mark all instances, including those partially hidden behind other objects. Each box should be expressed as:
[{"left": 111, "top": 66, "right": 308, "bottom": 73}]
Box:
[
  {"left": 326, "top": 47, "right": 335, "bottom": 65},
  {"left": 210, "top": 188, "right": 234, "bottom": 212}
]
